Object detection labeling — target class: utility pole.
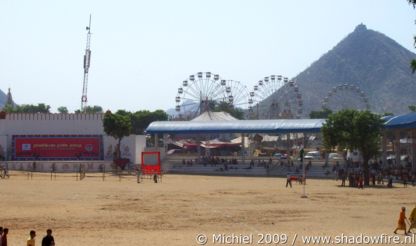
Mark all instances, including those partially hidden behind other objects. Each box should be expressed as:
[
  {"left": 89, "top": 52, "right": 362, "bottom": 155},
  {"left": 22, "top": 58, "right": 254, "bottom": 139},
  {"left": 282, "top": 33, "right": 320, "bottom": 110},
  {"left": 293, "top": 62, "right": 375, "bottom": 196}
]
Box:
[
  {"left": 300, "top": 146, "right": 307, "bottom": 198},
  {"left": 81, "top": 15, "right": 92, "bottom": 112}
]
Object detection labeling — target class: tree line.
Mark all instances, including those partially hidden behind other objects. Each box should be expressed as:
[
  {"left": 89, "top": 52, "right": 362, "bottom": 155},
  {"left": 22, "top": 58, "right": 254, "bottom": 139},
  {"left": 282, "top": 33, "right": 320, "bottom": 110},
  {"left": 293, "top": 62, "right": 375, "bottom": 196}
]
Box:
[
  {"left": 103, "top": 110, "right": 168, "bottom": 159},
  {"left": 2, "top": 104, "right": 104, "bottom": 114}
]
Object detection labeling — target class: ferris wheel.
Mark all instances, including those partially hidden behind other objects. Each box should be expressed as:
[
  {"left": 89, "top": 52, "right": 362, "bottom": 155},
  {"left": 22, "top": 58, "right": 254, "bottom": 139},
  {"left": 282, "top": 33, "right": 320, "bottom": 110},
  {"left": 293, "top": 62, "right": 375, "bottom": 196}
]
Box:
[
  {"left": 321, "top": 84, "right": 370, "bottom": 112},
  {"left": 249, "top": 75, "right": 303, "bottom": 119},
  {"left": 220, "top": 79, "right": 251, "bottom": 110},
  {"left": 175, "top": 72, "right": 229, "bottom": 118}
]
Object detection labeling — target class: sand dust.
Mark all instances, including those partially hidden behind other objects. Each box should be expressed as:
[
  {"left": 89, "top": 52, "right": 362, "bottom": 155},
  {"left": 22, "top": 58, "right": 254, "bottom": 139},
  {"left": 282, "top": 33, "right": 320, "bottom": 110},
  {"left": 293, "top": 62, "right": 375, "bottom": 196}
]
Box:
[{"left": 0, "top": 172, "right": 414, "bottom": 245}]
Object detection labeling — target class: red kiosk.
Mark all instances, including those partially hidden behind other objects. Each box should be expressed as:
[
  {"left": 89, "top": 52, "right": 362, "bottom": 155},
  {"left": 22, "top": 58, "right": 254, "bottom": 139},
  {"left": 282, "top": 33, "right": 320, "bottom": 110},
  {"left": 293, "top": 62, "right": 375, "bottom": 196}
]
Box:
[{"left": 139, "top": 151, "right": 162, "bottom": 183}]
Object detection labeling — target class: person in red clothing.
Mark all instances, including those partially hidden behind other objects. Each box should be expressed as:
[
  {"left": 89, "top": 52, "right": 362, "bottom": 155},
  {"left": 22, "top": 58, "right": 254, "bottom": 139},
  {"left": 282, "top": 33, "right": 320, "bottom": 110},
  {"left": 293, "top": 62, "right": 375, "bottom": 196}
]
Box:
[
  {"left": 358, "top": 174, "right": 364, "bottom": 189},
  {"left": 394, "top": 207, "right": 410, "bottom": 235},
  {"left": 1, "top": 228, "right": 8, "bottom": 246}
]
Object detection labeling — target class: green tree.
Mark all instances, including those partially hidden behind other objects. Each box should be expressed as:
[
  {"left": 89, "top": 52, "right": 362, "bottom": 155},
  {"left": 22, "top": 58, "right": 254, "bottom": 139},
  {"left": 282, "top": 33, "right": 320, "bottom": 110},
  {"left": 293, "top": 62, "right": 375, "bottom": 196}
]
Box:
[
  {"left": 5, "top": 103, "right": 51, "bottom": 113},
  {"left": 57, "top": 106, "right": 69, "bottom": 114},
  {"left": 2, "top": 104, "right": 15, "bottom": 113},
  {"left": 309, "top": 108, "right": 333, "bottom": 119},
  {"left": 131, "top": 110, "right": 168, "bottom": 134},
  {"left": 213, "top": 101, "right": 245, "bottom": 119},
  {"left": 103, "top": 110, "right": 132, "bottom": 160},
  {"left": 75, "top": 105, "right": 103, "bottom": 113},
  {"left": 409, "top": 105, "right": 416, "bottom": 112},
  {"left": 322, "top": 110, "right": 384, "bottom": 185},
  {"left": 412, "top": 60, "right": 416, "bottom": 73},
  {"left": 408, "top": 0, "right": 416, "bottom": 72},
  {"left": 115, "top": 109, "right": 131, "bottom": 117}
]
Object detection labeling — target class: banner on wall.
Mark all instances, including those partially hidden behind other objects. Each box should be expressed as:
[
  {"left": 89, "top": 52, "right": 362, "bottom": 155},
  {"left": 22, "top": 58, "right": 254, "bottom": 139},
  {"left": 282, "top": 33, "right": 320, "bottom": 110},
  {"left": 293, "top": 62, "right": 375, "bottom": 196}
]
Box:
[{"left": 12, "top": 135, "right": 103, "bottom": 160}]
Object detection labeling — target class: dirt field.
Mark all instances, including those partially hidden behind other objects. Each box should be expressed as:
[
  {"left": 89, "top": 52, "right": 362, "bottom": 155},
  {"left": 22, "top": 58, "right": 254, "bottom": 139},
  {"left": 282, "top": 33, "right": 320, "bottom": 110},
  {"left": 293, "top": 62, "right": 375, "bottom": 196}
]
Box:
[{"left": 0, "top": 172, "right": 415, "bottom": 245}]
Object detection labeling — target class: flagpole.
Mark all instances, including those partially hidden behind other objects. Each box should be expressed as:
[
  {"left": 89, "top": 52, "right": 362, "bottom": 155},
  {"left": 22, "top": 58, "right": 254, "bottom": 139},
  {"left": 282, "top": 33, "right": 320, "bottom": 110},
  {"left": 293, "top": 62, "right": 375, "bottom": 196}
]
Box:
[{"left": 300, "top": 146, "right": 307, "bottom": 198}]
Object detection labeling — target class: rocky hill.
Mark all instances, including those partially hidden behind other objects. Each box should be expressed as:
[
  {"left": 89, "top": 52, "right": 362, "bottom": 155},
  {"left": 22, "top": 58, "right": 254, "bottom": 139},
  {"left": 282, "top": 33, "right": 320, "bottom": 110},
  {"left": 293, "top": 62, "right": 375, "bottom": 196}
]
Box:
[
  {"left": 168, "top": 24, "right": 416, "bottom": 119},
  {"left": 294, "top": 24, "right": 416, "bottom": 116}
]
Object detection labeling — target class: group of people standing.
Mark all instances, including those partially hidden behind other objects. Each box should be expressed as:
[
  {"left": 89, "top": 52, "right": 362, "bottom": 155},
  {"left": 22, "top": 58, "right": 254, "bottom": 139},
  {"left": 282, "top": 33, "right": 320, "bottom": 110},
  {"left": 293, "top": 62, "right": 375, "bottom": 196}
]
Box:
[{"left": 0, "top": 227, "right": 55, "bottom": 246}]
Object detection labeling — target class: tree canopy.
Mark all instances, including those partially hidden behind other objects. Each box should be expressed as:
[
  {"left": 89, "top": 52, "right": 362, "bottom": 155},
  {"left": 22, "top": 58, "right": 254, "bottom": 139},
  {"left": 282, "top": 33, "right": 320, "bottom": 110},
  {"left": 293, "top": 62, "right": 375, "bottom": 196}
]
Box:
[
  {"left": 408, "top": 0, "right": 416, "bottom": 72},
  {"left": 75, "top": 105, "right": 103, "bottom": 114},
  {"left": 103, "top": 109, "right": 168, "bottom": 158},
  {"left": 131, "top": 110, "right": 168, "bottom": 134},
  {"left": 322, "top": 110, "right": 384, "bottom": 185},
  {"left": 57, "top": 106, "right": 69, "bottom": 114},
  {"left": 3, "top": 103, "right": 51, "bottom": 113},
  {"left": 103, "top": 110, "right": 132, "bottom": 160},
  {"left": 309, "top": 108, "right": 332, "bottom": 119},
  {"left": 213, "top": 101, "right": 245, "bottom": 119}
]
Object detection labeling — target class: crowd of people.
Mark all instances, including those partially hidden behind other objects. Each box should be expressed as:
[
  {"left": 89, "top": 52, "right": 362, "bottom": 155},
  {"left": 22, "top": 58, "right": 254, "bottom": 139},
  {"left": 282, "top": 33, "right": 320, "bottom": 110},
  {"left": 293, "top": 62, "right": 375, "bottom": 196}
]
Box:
[
  {"left": 0, "top": 227, "right": 55, "bottom": 246},
  {"left": 182, "top": 156, "right": 241, "bottom": 166},
  {"left": 177, "top": 154, "right": 416, "bottom": 188},
  {"left": 335, "top": 159, "right": 416, "bottom": 188}
]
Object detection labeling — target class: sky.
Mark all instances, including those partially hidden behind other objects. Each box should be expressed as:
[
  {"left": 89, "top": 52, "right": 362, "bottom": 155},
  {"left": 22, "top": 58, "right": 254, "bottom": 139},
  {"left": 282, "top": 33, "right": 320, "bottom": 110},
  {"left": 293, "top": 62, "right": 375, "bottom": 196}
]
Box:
[{"left": 0, "top": 0, "right": 415, "bottom": 113}]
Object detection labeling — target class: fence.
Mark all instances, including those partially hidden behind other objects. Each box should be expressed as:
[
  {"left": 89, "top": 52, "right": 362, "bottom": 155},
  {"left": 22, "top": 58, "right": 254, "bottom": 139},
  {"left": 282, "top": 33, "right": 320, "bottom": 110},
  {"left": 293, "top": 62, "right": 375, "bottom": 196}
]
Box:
[
  {"left": 0, "top": 161, "right": 162, "bottom": 183},
  {"left": 2, "top": 161, "right": 112, "bottom": 173}
]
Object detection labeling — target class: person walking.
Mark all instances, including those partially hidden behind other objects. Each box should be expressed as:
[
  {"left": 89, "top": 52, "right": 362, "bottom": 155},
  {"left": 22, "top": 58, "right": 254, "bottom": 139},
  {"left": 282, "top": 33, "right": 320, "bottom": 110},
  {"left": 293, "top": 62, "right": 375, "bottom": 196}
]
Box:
[
  {"left": 0, "top": 227, "right": 3, "bottom": 246},
  {"left": 41, "top": 229, "right": 55, "bottom": 246},
  {"left": 394, "top": 207, "right": 410, "bottom": 235},
  {"left": 1, "top": 228, "right": 8, "bottom": 246},
  {"left": 408, "top": 204, "right": 416, "bottom": 233},
  {"left": 286, "top": 173, "right": 292, "bottom": 188},
  {"left": 27, "top": 230, "right": 36, "bottom": 246}
]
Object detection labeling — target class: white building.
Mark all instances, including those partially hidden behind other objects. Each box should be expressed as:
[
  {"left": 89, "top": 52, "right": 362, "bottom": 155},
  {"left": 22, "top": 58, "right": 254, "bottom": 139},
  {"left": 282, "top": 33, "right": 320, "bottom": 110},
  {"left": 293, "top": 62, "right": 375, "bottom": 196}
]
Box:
[{"left": 0, "top": 113, "right": 146, "bottom": 172}]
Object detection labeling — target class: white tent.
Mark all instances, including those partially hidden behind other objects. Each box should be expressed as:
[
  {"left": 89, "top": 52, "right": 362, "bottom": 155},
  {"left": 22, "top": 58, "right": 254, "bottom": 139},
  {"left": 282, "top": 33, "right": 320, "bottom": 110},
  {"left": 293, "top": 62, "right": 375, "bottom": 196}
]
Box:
[
  {"left": 191, "top": 111, "right": 238, "bottom": 122},
  {"left": 230, "top": 136, "right": 250, "bottom": 148}
]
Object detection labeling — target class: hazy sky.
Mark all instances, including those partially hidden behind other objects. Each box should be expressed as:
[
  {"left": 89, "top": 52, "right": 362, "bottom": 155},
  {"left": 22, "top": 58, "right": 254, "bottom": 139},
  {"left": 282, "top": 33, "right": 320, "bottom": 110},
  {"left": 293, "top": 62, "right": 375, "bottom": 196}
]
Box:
[{"left": 1, "top": 0, "right": 415, "bottom": 113}]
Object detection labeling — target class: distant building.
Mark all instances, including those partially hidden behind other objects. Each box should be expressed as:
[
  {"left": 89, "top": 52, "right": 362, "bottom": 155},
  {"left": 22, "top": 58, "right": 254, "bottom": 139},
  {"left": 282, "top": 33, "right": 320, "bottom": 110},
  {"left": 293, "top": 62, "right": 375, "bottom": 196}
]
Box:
[{"left": 0, "top": 113, "right": 146, "bottom": 171}]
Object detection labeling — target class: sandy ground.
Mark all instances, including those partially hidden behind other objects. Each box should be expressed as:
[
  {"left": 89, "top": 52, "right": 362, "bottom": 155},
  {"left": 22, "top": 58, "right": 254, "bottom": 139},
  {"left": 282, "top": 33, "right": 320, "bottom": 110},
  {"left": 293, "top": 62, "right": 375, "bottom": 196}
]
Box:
[{"left": 0, "top": 172, "right": 415, "bottom": 246}]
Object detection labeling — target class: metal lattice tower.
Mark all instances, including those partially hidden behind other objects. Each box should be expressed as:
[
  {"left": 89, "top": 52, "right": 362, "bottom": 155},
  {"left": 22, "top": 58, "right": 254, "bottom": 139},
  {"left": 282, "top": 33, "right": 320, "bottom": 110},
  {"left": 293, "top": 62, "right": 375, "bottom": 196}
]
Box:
[{"left": 81, "top": 15, "right": 92, "bottom": 111}]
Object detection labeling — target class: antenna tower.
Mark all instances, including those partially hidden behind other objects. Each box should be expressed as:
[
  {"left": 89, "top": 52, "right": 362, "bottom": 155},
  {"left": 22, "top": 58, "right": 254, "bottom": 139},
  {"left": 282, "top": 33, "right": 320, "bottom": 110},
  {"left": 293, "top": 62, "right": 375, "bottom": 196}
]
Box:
[{"left": 81, "top": 15, "right": 92, "bottom": 111}]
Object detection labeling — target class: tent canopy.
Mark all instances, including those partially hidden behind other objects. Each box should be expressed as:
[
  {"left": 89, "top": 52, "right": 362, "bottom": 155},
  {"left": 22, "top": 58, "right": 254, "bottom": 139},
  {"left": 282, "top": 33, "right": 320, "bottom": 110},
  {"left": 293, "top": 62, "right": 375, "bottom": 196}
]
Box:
[
  {"left": 147, "top": 112, "right": 416, "bottom": 135},
  {"left": 191, "top": 111, "right": 238, "bottom": 122},
  {"left": 384, "top": 112, "right": 416, "bottom": 129},
  {"left": 146, "top": 119, "right": 326, "bottom": 134}
]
